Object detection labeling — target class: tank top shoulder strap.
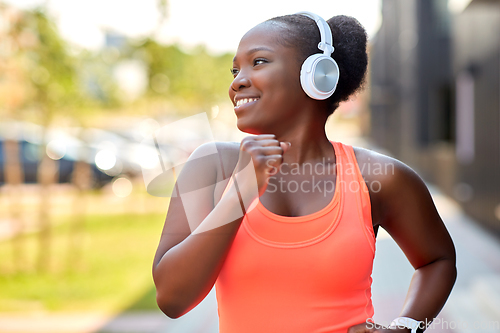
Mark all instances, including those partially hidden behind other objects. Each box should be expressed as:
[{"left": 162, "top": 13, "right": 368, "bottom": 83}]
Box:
[{"left": 335, "top": 141, "right": 376, "bottom": 254}]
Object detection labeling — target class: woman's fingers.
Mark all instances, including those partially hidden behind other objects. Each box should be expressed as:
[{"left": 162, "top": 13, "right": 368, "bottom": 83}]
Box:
[
  {"left": 280, "top": 141, "right": 292, "bottom": 153},
  {"left": 252, "top": 134, "right": 277, "bottom": 141},
  {"left": 347, "top": 323, "right": 369, "bottom": 333},
  {"left": 347, "top": 322, "right": 389, "bottom": 333},
  {"left": 236, "top": 135, "right": 291, "bottom": 196},
  {"left": 256, "top": 145, "right": 283, "bottom": 155}
]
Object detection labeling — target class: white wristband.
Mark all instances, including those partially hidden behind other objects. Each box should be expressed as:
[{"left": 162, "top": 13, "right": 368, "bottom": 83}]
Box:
[{"left": 389, "top": 317, "right": 425, "bottom": 333}]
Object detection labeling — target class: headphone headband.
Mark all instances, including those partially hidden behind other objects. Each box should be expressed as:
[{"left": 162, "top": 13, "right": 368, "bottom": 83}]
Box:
[{"left": 295, "top": 11, "right": 334, "bottom": 56}]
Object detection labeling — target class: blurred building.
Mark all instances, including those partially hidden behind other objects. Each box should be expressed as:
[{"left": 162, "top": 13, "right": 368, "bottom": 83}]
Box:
[{"left": 369, "top": 0, "right": 500, "bottom": 233}]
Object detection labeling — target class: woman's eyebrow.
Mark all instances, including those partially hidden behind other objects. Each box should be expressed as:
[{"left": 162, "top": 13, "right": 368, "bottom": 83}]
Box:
[{"left": 233, "top": 46, "right": 275, "bottom": 62}]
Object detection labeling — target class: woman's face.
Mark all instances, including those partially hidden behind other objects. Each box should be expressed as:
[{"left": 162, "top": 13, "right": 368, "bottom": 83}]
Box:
[{"left": 229, "top": 23, "right": 307, "bottom": 135}]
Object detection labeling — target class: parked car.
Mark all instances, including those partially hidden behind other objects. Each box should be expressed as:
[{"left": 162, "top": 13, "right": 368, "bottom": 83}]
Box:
[{"left": 0, "top": 121, "right": 114, "bottom": 187}]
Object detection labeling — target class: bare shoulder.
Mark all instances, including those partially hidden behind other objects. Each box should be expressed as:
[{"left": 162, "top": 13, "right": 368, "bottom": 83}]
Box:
[
  {"left": 213, "top": 141, "right": 240, "bottom": 177},
  {"left": 190, "top": 141, "right": 238, "bottom": 158},
  {"left": 352, "top": 146, "right": 430, "bottom": 227},
  {"left": 353, "top": 146, "right": 454, "bottom": 269},
  {"left": 352, "top": 146, "right": 422, "bottom": 186},
  {"left": 214, "top": 141, "right": 240, "bottom": 154},
  {"left": 188, "top": 141, "right": 239, "bottom": 163},
  {"left": 177, "top": 141, "right": 240, "bottom": 187}
]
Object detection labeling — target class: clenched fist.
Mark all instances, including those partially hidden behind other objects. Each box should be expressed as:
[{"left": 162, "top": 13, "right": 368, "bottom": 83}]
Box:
[{"left": 234, "top": 134, "right": 291, "bottom": 198}]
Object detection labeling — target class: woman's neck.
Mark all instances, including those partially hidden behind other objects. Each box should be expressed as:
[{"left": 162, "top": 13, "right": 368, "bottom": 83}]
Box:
[{"left": 275, "top": 125, "right": 334, "bottom": 165}]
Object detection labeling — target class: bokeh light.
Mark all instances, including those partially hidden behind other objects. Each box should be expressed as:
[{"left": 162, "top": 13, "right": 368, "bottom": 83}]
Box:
[
  {"left": 95, "top": 149, "right": 117, "bottom": 170},
  {"left": 112, "top": 177, "right": 133, "bottom": 197},
  {"left": 46, "top": 139, "right": 66, "bottom": 160}
]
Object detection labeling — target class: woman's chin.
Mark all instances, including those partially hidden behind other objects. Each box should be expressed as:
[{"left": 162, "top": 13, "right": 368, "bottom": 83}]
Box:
[{"left": 236, "top": 120, "right": 261, "bottom": 135}]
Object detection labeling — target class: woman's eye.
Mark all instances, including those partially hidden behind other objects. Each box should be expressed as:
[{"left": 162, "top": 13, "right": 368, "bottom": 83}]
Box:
[
  {"left": 230, "top": 68, "right": 239, "bottom": 77},
  {"left": 254, "top": 58, "right": 267, "bottom": 66}
]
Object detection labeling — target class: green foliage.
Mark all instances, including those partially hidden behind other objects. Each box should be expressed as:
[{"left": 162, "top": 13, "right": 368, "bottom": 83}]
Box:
[
  {"left": 130, "top": 38, "right": 234, "bottom": 111},
  {"left": 1, "top": 5, "right": 122, "bottom": 122},
  {"left": 24, "top": 9, "right": 83, "bottom": 117},
  {"left": 2, "top": 2, "right": 235, "bottom": 120},
  {"left": 78, "top": 49, "right": 122, "bottom": 108}
]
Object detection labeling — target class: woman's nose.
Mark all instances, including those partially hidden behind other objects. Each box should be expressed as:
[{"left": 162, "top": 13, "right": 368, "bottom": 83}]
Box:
[{"left": 230, "top": 71, "right": 251, "bottom": 91}]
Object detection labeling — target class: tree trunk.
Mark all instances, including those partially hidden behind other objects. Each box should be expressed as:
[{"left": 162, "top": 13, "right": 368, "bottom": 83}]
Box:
[
  {"left": 36, "top": 148, "right": 58, "bottom": 272},
  {"left": 67, "top": 158, "right": 92, "bottom": 271},
  {"left": 3, "top": 139, "right": 26, "bottom": 272}
]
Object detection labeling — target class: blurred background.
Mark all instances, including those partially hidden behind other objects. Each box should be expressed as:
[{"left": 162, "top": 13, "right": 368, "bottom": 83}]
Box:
[{"left": 0, "top": 0, "right": 499, "bottom": 332}]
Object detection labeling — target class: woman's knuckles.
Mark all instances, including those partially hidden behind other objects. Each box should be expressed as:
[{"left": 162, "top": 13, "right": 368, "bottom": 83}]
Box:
[{"left": 238, "top": 136, "right": 288, "bottom": 188}]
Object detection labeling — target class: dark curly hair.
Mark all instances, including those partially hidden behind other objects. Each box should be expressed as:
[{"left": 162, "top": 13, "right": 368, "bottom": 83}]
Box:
[{"left": 265, "top": 14, "right": 368, "bottom": 115}]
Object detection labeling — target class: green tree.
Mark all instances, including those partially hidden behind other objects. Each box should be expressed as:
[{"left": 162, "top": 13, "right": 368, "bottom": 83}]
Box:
[{"left": 129, "top": 39, "right": 234, "bottom": 114}]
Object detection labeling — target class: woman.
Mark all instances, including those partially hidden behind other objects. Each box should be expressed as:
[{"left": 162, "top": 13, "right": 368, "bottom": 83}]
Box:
[{"left": 152, "top": 12, "right": 457, "bottom": 333}]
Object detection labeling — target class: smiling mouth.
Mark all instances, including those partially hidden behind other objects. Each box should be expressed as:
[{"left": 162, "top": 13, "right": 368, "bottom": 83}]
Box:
[{"left": 235, "top": 98, "right": 259, "bottom": 107}]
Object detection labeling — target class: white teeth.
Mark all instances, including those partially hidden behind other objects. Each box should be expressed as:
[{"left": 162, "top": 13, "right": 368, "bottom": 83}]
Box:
[{"left": 236, "top": 98, "right": 259, "bottom": 107}]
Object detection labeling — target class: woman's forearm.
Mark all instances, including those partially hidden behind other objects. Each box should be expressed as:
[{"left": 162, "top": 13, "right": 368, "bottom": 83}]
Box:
[
  {"left": 153, "top": 189, "right": 246, "bottom": 319},
  {"left": 398, "top": 258, "right": 457, "bottom": 328}
]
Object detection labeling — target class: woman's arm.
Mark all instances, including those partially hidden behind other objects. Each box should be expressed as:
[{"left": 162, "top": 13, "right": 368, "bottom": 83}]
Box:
[
  {"left": 349, "top": 151, "right": 456, "bottom": 333},
  {"left": 378, "top": 158, "right": 457, "bottom": 325},
  {"left": 152, "top": 136, "right": 290, "bottom": 319}
]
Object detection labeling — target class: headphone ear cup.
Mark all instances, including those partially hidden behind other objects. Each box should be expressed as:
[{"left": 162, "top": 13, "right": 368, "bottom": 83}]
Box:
[{"left": 300, "top": 54, "right": 340, "bottom": 100}]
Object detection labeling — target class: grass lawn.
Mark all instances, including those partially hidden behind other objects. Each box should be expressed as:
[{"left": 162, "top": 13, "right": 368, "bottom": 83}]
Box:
[{"left": 0, "top": 212, "right": 166, "bottom": 315}]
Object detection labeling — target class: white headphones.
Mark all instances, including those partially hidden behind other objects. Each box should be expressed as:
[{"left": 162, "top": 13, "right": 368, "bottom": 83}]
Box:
[{"left": 296, "top": 11, "right": 340, "bottom": 100}]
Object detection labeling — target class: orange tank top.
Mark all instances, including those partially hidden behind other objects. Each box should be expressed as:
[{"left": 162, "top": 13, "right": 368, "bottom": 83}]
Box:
[{"left": 215, "top": 141, "right": 376, "bottom": 333}]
